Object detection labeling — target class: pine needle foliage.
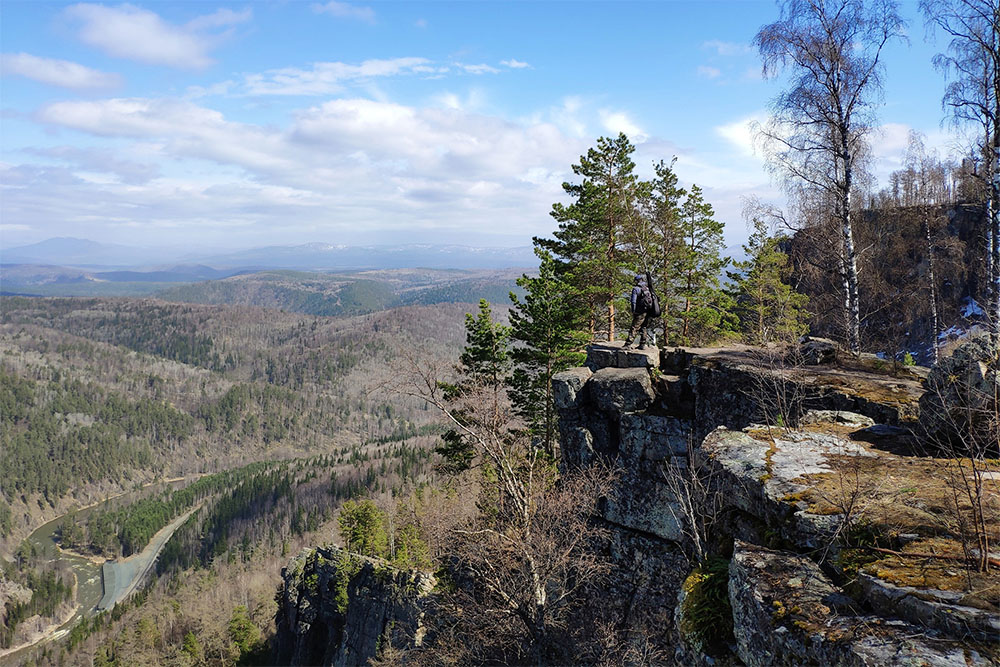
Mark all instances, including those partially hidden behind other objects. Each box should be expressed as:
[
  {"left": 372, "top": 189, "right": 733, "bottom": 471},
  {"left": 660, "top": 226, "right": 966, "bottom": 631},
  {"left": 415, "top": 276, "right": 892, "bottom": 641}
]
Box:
[
  {"left": 537, "top": 133, "right": 645, "bottom": 341},
  {"left": 727, "top": 218, "right": 810, "bottom": 344},
  {"left": 671, "top": 185, "right": 733, "bottom": 344},
  {"left": 508, "top": 249, "right": 589, "bottom": 456}
]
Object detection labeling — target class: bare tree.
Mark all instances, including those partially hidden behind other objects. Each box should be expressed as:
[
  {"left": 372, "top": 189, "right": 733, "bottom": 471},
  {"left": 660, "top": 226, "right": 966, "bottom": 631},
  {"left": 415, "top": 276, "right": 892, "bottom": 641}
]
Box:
[
  {"left": 905, "top": 131, "right": 946, "bottom": 362},
  {"left": 922, "top": 0, "right": 1000, "bottom": 344},
  {"left": 754, "top": 0, "right": 906, "bottom": 355},
  {"left": 395, "top": 350, "right": 617, "bottom": 665}
]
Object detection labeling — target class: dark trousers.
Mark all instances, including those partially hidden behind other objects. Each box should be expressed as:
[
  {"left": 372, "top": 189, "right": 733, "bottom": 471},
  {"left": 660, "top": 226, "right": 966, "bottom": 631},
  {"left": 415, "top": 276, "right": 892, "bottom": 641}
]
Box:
[{"left": 625, "top": 310, "right": 650, "bottom": 346}]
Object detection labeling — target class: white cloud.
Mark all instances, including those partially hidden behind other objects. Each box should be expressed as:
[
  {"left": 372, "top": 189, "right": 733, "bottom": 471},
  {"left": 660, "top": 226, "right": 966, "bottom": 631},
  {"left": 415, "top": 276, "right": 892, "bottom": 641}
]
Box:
[
  {"left": 599, "top": 110, "right": 647, "bottom": 142},
  {"left": 243, "top": 58, "right": 431, "bottom": 96},
  {"left": 27, "top": 96, "right": 588, "bottom": 245},
  {"left": 702, "top": 39, "right": 753, "bottom": 57},
  {"left": 542, "top": 96, "right": 588, "bottom": 138},
  {"left": 870, "top": 122, "right": 962, "bottom": 185},
  {"left": 311, "top": 1, "right": 375, "bottom": 24},
  {"left": 186, "top": 8, "right": 253, "bottom": 31},
  {"left": 415, "top": 18, "right": 428, "bottom": 28},
  {"left": 501, "top": 59, "right": 531, "bottom": 69},
  {"left": 458, "top": 63, "right": 500, "bottom": 75},
  {"left": 697, "top": 65, "right": 721, "bottom": 79},
  {"left": 0, "top": 52, "right": 121, "bottom": 90},
  {"left": 64, "top": 3, "right": 250, "bottom": 69},
  {"left": 432, "top": 89, "right": 487, "bottom": 112},
  {"left": 25, "top": 146, "right": 159, "bottom": 184},
  {"left": 715, "top": 114, "right": 766, "bottom": 157}
]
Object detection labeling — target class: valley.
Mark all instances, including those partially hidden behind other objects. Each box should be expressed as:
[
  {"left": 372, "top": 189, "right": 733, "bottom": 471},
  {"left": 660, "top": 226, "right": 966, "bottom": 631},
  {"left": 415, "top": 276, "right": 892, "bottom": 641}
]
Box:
[{"left": 0, "top": 294, "right": 476, "bottom": 665}]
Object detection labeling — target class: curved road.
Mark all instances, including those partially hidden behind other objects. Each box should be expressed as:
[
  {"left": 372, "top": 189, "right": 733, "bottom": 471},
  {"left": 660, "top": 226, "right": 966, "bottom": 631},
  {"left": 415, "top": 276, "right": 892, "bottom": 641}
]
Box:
[
  {"left": 98, "top": 505, "right": 199, "bottom": 611},
  {"left": 1, "top": 495, "right": 199, "bottom": 665}
]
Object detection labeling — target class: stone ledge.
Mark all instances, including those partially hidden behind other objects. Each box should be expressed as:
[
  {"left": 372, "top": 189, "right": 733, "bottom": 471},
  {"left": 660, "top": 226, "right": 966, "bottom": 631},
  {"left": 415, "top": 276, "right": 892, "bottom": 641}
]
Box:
[
  {"left": 586, "top": 341, "right": 660, "bottom": 371},
  {"left": 859, "top": 572, "right": 1000, "bottom": 642}
]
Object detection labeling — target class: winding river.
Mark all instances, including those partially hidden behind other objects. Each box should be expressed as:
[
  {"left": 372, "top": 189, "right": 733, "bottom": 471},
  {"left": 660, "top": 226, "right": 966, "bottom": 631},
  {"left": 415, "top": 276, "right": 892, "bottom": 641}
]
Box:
[{"left": 1, "top": 478, "right": 194, "bottom": 664}]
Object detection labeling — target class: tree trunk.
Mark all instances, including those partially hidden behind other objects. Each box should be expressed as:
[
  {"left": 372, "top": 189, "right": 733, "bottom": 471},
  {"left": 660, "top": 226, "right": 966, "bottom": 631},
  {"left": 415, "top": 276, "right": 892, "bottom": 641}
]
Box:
[
  {"left": 841, "top": 146, "right": 861, "bottom": 355},
  {"left": 991, "top": 138, "right": 1000, "bottom": 346},
  {"left": 925, "top": 212, "right": 941, "bottom": 363}
]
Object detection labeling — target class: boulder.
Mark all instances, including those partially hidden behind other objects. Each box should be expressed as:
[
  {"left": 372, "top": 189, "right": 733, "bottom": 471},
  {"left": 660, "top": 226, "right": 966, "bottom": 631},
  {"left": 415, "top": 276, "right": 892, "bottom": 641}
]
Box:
[
  {"left": 918, "top": 336, "right": 1000, "bottom": 454},
  {"left": 588, "top": 367, "right": 655, "bottom": 413},
  {"left": 600, "top": 472, "right": 683, "bottom": 541},
  {"left": 799, "top": 409, "right": 875, "bottom": 428},
  {"left": 799, "top": 335, "right": 838, "bottom": 365},
  {"left": 552, "top": 366, "right": 592, "bottom": 410}
]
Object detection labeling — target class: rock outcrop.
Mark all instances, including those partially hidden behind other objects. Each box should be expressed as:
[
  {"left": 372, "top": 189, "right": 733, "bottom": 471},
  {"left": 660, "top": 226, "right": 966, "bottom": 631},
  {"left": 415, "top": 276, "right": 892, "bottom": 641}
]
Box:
[
  {"left": 276, "top": 342, "right": 998, "bottom": 665},
  {"left": 274, "top": 546, "right": 434, "bottom": 666},
  {"left": 729, "top": 541, "right": 975, "bottom": 666},
  {"left": 552, "top": 343, "right": 998, "bottom": 665},
  {"left": 918, "top": 335, "right": 999, "bottom": 453}
]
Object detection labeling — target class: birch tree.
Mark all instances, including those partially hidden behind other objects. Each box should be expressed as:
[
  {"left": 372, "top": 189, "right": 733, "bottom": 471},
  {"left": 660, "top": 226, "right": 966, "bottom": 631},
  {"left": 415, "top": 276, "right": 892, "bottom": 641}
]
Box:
[
  {"left": 754, "top": 0, "right": 905, "bottom": 355},
  {"left": 921, "top": 0, "right": 1000, "bottom": 344}
]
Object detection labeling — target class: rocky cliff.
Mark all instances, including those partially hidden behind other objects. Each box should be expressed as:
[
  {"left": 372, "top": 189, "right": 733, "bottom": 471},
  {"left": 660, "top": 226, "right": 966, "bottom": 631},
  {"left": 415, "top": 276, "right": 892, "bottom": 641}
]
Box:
[
  {"left": 275, "top": 341, "right": 998, "bottom": 665},
  {"left": 274, "top": 546, "right": 434, "bottom": 666},
  {"left": 553, "top": 341, "right": 998, "bottom": 665}
]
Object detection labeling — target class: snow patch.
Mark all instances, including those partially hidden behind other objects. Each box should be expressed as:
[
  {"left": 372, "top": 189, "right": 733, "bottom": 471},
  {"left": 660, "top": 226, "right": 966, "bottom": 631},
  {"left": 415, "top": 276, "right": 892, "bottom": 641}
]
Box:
[{"left": 962, "top": 297, "right": 984, "bottom": 318}]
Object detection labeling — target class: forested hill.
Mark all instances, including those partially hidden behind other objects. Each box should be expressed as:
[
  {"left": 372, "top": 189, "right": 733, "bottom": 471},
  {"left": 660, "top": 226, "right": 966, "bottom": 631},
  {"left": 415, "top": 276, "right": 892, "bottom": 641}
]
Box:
[
  {"left": 0, "top": 297, "right": 472, "bottom": 552},
  {"left": 1, "top": 266, "right": 525, "bottom": 317}
]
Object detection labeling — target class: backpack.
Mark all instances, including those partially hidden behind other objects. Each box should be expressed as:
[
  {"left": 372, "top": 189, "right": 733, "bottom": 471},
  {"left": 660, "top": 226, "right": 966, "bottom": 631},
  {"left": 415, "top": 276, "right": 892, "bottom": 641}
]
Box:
[{"left": 644, "top": 272, "right": 662, "bottom": 317}]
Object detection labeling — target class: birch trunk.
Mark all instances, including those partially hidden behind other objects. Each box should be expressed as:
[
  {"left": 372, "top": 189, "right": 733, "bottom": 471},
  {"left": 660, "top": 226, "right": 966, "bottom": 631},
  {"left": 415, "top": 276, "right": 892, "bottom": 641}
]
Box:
[{"left": 925, "top": 212, "right": 941, "bottom": 363}]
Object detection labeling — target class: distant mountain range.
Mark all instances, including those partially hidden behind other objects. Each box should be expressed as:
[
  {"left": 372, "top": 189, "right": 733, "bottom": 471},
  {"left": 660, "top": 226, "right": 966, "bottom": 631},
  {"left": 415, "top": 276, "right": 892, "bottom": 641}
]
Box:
[{"left": 2, "top": 237, "right": 537, "bottom": 271}]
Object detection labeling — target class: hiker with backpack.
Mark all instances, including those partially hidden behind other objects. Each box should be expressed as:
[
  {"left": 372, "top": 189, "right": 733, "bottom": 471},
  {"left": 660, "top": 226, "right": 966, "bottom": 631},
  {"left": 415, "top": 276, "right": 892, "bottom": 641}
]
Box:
[{"left": 623, "top": 272, "right": 660, "bottom": 349}]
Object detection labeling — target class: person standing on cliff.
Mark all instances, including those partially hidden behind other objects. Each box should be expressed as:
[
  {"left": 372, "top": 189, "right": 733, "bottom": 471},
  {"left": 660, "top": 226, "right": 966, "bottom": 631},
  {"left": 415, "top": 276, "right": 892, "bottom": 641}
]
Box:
[{"left": 623, "top": 273, "right": 655, "bottom": 349}]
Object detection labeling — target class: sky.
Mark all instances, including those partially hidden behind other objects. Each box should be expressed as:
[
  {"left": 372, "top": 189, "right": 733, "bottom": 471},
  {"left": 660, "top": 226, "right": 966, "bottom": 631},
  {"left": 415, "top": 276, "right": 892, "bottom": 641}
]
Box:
[{"left": 0, "top": 0, "right": 979, "bottom": 254}]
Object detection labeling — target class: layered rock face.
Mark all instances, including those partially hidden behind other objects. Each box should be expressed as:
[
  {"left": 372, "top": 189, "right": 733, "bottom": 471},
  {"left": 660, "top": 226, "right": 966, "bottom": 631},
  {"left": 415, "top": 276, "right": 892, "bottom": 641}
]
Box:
[
  {"left": 554, "top": 342, "right": 997, "bottom": 665},
  {"left": 274, "top": 546, "right": 434, "bottom": 666}
]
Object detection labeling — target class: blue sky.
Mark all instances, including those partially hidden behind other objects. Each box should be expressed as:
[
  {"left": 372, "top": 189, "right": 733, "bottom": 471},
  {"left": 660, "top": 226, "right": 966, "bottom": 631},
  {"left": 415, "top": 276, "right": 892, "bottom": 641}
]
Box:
[{"left": 0, "top": 0, "right": 976, "bottom": 253}]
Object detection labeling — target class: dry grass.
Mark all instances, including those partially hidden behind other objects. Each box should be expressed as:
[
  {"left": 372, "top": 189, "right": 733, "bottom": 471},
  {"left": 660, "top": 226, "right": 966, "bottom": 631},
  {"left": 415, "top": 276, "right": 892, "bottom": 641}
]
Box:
[{"left": 778, "top": 427, "right": 1000, "bottom": 609}]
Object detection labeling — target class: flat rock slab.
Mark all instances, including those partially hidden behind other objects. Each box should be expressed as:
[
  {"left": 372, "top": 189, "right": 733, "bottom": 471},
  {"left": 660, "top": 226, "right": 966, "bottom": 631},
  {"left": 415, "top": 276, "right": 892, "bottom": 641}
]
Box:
[
  {"left": 729, "top": 542, "right": 977, "bottom": 667},
  {"left": 589, "top": 367, "right": 655, "bottom": 413},
  {"left": 699, "top": 428, "right": 871, "bottom": 550},
  {"left": 586, "top": 341, "right": 660, "bottom": 371}
]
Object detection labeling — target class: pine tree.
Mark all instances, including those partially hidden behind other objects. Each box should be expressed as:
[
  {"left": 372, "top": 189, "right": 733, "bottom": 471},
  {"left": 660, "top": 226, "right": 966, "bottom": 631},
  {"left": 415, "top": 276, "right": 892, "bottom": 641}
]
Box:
[
  {"left": 436, "top": 300, "right": 512, "bottom": 473},
  {"left": 672, "top": 185, "right": 732, "bottom": 344},
  {"left": 630, "top": 158, "right": 686, "bottom": 344},
  {"left": 508, "top": 249, "right": 588, "bottom": 457},
  {"left": 728, "top": 218, "right": 810, "bottom": 344},
  {"left": 459, "top": 299, "right": 512, "bottom": 389},
  {"left": 537, "top": 134, "right": 644, "bottom": 341}
]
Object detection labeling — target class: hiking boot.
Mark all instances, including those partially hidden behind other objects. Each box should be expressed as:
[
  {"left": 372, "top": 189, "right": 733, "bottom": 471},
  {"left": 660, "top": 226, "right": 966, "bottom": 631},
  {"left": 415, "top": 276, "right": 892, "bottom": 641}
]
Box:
[{"left": 622, "top": 339, "right": 635, "bottom": 349}]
